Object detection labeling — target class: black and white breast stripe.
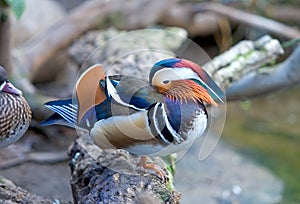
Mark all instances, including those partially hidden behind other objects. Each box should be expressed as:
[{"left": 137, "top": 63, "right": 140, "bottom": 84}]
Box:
[{"left": 147, "top": 103, "right": 183, "bottom": 145}]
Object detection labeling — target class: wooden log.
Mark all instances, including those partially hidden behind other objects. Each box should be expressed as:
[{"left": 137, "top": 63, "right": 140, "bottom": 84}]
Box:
[
  {"left": 0, "top": 176, "right": 52, "bottom": 204},
  {"left": 68, "top": 135, "right": 181, "bottom": 204}
]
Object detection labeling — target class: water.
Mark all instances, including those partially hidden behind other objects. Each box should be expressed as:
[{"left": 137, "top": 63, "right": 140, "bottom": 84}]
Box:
[{"left": 223, "top": 86, "right": 300, "bottom": 203}]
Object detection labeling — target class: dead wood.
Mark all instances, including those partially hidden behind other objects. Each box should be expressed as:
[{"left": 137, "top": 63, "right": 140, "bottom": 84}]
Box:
[
  {"left": 0, "top": 176, "right": 52, "bottom": 204},
  {"left": 193, "top": 2, "right": 300, "bottom": 39},
  {"left": 226, "top": 44, "right": 300, "bottom": 100},
  {"left": 0, "top": 151, "right": 68, "bottom": 170},
  {"left": 68, "top": 135, "right": 181, "bottom": 204},
  {"left": 201, "top": 35, "right": 300, "bottom": 100},
  {"left": 160, "top": 4, "right": 221, "bottom": 37},
  {"left": 265, "top": 5, "right": 300, "bottom": 26}
]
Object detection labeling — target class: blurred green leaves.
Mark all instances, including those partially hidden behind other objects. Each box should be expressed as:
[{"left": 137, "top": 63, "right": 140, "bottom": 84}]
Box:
[
  {"left": 239, "top": 100, "right": 252, "bottom": 111},
  {"left": 4, "top": 0, "right": 25, "bottom": 19}
]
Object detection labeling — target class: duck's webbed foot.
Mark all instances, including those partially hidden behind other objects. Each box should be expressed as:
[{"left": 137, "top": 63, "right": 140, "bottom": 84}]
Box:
[{"left": 137, "top": 156, "right": 168, "bottom": 181}]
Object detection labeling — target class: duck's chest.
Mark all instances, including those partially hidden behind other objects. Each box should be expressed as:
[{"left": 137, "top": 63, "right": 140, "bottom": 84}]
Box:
[
  {"left": 0, "top": 93, "right": 31, "bottom": 148},
  {"left": 142, "top": 99, "right": 208, "bottom": 157},
  {"left": 164, "top": 98, "right": 208, "bottom": 140}
]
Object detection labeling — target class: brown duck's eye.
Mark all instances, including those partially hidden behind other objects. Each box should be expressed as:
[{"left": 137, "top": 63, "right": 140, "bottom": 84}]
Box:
[{"left": 162, "top": 80, "right": 170, "bottom": 84}]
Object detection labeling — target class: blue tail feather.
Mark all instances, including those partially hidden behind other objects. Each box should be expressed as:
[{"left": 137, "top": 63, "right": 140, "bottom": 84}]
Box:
[
  {"left": 40, "top": 112, "right": 75, "bottom": 128},
  {"left": 41, "top": 99, "right": 78, "bottom": 127}
]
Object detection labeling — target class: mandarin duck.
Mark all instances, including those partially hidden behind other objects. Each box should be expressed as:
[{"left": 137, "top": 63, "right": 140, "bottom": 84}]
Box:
[
  {"left": 41, "top": 58, "right": 224, "bottom": 177},
  {"left": 0, "top": 66, "right": 31, "bottom": 148}
]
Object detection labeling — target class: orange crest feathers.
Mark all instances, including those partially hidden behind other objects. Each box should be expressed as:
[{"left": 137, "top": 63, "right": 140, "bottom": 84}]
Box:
[
  {"left": 187, "top": 80, "right": 218, "bottom": 106},
  {"left": 165, "top": 80, "right": 218, "bottom": 106},
  {"left": 76, "top": 64, "right": 106, "bottom": 122}
]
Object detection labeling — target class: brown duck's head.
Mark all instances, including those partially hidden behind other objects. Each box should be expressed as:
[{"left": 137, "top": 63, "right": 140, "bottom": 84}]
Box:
[{"left": 0, "top": 66, "right": 22, "bottom": 95}]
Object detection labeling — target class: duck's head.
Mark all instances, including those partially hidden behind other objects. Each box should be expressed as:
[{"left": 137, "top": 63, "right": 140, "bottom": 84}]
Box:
[
  {"left": 149, "top": 58, "right": 225, "bottom": 105},
  {"left": 0, "top": 66, "right": 22, "bottom": 95}
]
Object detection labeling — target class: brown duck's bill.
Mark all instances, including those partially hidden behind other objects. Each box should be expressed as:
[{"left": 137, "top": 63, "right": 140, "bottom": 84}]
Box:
[{"left": 2, "top": 82, "right": 22, "bottom": 95}]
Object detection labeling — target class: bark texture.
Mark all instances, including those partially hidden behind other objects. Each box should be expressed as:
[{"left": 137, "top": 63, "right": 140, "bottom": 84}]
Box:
[
  {"left": 0, "top": 176, "right": 52, "bottom": 204},
  {"left": 69, "top": 135, "right": 181, "bottom": 204}
]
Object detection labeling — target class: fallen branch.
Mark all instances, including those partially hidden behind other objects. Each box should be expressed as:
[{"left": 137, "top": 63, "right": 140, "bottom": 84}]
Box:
[
  {"left": 0, "top": 176, "right": 52, "bottom": 203},
  {"left": 203, "top": 35, "right": 284, "bottom": 86},
  {"left": 226, "top": 44, "right": 300, "bottom": 100},
  {"left": 265, "top": 4, "right": 300, "bottom": 26},
  {"left": 0, "top": 151, "right": 68, "bottom": 170},
  {"left": 69, "top": 135, "right": 180, "bottom": 204},
  {"left": 202, "top": 34, "right": 300, "bottom": 100},
  {"left": 193, "top": 2, "right": 300, "bottom": 39},
  {"left": 160, "top": 4, "right": 221, "bottom": 36}
]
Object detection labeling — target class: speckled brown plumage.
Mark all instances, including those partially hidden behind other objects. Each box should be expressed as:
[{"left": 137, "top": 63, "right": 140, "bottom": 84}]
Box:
[
  {"left": 0, "top": 66, "right": 31, "bottom": 148},
  {"left": 0, "top": 93, "right": 31, "bottom": 148}
]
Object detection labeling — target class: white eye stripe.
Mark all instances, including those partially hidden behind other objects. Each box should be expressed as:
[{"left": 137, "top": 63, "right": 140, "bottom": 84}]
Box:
[{"left": 151, "top": 68, "right": 200, "bottom": 85}]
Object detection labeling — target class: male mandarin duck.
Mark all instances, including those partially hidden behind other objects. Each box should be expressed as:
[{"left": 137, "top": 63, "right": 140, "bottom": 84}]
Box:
[
  {"left": 0, "top": 66, "right": 32, "bottom": 148},
  {"left": 41, "top": 58, "right": 225, "bottom": 177}
]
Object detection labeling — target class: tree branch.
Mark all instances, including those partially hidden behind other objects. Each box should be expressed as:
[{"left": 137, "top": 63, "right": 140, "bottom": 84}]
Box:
[
  {"left": 202, "top": 34, "right": 300, "bottom": 100},
  {"left": 19, "top": 0, "right": 120, "bottom": 80},
  {"left": 0, "top": 176, "right": 52, "bottom": 203},
  {"left": 160, "top": 4, "right": 221, "bottom": 37},
  {"left": 265, "top": 4, "right": 300, "bottom": 26},
  {"left": 192, "top": 2, "right": 300, "bottom": 39},
  {"left": 204, "top": 35, "right": 284, "bottom": 84},
  {"left": 226, "top": 44, "right": 300, "bottom": 100}
]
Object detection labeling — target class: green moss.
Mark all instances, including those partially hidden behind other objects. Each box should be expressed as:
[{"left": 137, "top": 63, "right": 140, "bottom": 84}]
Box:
[
  {"left": 162, "top": 155, "right": 176, "bottom": 191},
  {"left": 223, "top": 86, "right": 300, "bottom": 203}
]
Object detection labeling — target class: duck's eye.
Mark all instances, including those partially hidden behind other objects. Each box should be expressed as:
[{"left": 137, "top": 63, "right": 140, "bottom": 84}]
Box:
[{"left": 162, "top": 80, "right": 170, "bottom": 84}]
